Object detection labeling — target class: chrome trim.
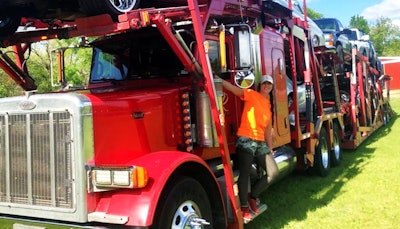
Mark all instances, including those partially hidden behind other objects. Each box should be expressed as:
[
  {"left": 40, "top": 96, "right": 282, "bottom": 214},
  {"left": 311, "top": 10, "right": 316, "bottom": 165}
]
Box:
[
  {"left": 88, "top": 212, "right": 128, "bottom": 224},
  {"left": 0, "top": 93, "right": 93, "bottom": 223}
]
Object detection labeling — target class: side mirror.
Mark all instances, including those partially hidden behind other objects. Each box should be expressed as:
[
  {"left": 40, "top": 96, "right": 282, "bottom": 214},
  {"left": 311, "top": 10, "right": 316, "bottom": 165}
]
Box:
[
  {"left": 234, "top": 71, "right": 255, "bottom": 89},
  {"left": 234, "top": 26, "right": 253, "bottom": 68}
]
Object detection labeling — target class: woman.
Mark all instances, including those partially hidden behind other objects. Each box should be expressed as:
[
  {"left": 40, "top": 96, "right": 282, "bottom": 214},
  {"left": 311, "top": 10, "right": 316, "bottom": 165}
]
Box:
[{"left": 218, "top": 74, "right": 279, "bottom": 221}]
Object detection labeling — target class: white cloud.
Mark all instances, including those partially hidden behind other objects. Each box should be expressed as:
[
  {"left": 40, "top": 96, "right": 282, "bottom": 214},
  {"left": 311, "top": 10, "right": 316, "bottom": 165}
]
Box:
[{"left": 361, "top": 0, "right": 400, "bottom": 26}]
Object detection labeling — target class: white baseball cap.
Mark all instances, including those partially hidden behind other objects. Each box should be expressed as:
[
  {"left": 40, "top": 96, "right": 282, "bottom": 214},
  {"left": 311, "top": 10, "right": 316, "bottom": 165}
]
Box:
[{"left": 260, "top": 75, "right": 273, "bottom": 84}]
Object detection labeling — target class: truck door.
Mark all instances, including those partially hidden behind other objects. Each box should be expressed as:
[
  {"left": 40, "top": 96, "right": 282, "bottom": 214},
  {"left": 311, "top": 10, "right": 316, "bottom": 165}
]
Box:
[
  {"left": 260, "top": 31, "right": 291, "bottom": 146},
  {"left": 272, "top": 48, "right": 291, "bottom": 144}
]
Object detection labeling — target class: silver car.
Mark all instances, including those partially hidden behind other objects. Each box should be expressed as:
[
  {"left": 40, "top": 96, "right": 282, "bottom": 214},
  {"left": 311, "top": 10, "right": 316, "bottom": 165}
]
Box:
[
  {"left": 0, "top": 0, "right": 140, "bottom": 38},
  {"left": 313, "top": 18, "right": 352, "bottom": 63},
  {"left": 347, "top": 28, "right": 377, "bottom": 67}
]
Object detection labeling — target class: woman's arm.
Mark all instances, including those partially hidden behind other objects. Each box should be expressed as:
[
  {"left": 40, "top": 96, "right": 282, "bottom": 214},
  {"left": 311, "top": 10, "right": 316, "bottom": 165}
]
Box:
[{"left": 217, "top": 76, "right": 243, "bottom": 97}]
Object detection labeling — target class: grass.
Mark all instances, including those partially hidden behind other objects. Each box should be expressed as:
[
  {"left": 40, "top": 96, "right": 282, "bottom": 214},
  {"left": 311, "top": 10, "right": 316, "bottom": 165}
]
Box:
[
  {"left": 250, "top": 90, "right": 400, "bottom": 229},
  {"left": 1, "top": 92, "right": 400, "bottom": 229}
]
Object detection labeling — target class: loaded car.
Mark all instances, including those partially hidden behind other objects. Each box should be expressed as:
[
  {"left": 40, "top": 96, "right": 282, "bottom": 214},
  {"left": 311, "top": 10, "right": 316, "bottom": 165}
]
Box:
[
  {"left": 0, "top": 0, "right": 141, "bottom": 38},
  {"left": 274, "top": 0, "right": 325, "bottom": 47},
  {"left": 347, "top": 28, "right": 377, "bottom": 67},
  {"left": 0, "top": 0, "right": 211, "bottom": 39},
  {"left": 290, "top": 0, "right": 325, "bottom": 47},
  {"left": 314, "top": 18, "right": 352, "bottom": 69},
  {"left": 286, "top": 77, "right": 316, "bottom": 128}
]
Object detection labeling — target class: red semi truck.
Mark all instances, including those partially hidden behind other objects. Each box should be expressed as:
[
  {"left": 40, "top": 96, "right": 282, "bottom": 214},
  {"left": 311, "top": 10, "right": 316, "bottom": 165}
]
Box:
[{"left": 0, "top": 0, "right": 392, "bottom": 228}]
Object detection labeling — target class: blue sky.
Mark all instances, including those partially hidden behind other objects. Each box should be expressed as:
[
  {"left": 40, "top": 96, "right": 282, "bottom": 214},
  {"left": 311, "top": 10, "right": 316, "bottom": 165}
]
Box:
[{"left": 306, "top": 0, "right": 400, "bottom": 27}]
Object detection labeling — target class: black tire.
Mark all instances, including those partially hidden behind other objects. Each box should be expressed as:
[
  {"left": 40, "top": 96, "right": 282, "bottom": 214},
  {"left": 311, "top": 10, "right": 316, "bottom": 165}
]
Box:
[
  {"left": 0, "top": 16, "right": 21, "bottom": 38},
  {"left": 383, "top": 110, "right": 388, "bottom": 125},
  {"left": 152, "top": 176, "right": 213, "bottom": 229},
  {"left": 79, "top": 0, "right": 141, "bottom": 21},
  {"left": 383, "top": 104, "right": 390, "bottom": 125},
  {"left": 330, "top": 123, "right": 342, "bottom": 167},
  {"left": 362, "top": 48, "right": 367, "bottom": 57},
  {"left": 335, "top": 44, "right": 344, "bottom": 73},
  {"left": 313, "top": 127, "right": 330, "bottom": 177}
]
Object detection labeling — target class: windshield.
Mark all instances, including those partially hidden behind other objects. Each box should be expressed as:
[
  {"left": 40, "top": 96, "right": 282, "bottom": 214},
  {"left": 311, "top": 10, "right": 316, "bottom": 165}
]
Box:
[
  {"left": 90, "top": 48, "right": 128, "bottom": 81},
  {"left": 89, "top": 29, "right": 187, "bottom": 83},
  {"left": 315, "top": 19, "right": 339, "bottom": 31},
  {"left": 348, "top": 31, "right": 358, "bottom": 41}
]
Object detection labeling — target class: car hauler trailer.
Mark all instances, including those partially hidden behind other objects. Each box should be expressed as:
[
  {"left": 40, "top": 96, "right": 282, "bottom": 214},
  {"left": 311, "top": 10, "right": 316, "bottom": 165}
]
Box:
[{"left": 0, "top": 0, "right": 392, "bottom": 228}]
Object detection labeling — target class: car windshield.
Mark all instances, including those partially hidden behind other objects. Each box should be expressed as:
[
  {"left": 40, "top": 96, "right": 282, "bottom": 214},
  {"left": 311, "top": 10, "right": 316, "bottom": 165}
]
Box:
[
  {"left": 315, "top": 19, "right": 337, "bottom": 31},
  {"left": 348, "top": 31, "right": 358, "bottom": 40}
]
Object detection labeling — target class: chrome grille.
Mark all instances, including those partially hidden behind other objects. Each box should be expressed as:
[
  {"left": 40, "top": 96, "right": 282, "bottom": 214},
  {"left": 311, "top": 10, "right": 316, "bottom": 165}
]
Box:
[{"left": 0, "top": 111, "right": 73, "bottom": 208}]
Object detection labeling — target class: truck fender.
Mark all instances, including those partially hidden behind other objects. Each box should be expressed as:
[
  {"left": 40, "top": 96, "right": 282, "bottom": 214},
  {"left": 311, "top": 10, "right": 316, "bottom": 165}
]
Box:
[{"left": 90, "top": 151, "right": 224, "bottom": 227}]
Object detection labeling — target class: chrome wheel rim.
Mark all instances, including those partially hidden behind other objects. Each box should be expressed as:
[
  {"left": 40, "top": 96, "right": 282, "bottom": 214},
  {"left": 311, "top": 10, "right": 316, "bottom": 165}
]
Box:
[
  {"left": 171, "top": 200, "right": 206, "bottom": 229},
  {"left": 108, "top": 0, "right": 137, "bottom": 12},
  {"left": 321, "top": 139, "right": 329, "bottom": 168}
]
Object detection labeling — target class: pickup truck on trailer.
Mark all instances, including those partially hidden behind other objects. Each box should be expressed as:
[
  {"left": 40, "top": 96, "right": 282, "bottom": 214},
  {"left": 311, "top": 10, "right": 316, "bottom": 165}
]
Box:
[{"left": 347, "top": 27, "right": 377, "bottom": 68}]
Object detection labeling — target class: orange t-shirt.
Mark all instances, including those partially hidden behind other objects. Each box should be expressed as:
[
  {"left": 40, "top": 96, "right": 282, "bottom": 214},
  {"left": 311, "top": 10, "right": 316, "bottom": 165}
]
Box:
[{"left": 236, "top": 89, "right": 272, "bottom": 141}]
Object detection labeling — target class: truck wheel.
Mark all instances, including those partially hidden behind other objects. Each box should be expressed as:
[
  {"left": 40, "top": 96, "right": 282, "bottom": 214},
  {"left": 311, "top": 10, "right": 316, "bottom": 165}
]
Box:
[
  {"left": 313, "top": 127, "right": 330, "bottom": 177},
  {"left": 152, "top": 176, "right": 213, "bottom": 229},
  {"left": 330, "top": 123, "right": 342, "bottom": 167},
  {"left": 0, "top": 16, "right": 20, "bottom": 38},
  {"left": 79, "top": 0, "right": 140, "bottom": 21}
]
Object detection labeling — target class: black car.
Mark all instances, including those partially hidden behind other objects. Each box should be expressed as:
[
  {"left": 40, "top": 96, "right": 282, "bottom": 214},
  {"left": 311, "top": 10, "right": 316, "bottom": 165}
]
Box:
[{"left": 0, "top": 0, "right": 140, "bottom": 38}]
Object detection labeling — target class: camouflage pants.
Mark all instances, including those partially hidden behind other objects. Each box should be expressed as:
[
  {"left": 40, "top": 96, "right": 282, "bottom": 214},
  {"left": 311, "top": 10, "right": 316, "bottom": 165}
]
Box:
[
  {"left": 235, "top": 136, "right": 271, "bottom": 207},
  {"left": 235, "top": 136, "right": 270, "bottom": 157}
]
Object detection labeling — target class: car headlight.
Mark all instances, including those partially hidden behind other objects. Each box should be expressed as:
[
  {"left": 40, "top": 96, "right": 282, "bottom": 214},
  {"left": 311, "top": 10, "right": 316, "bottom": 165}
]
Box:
[
  {"left": 324, "top": 34, "right": 335, "bottom": 46},
  {"left": 89, "top": 166, "right": 148, "bottom": 191}
]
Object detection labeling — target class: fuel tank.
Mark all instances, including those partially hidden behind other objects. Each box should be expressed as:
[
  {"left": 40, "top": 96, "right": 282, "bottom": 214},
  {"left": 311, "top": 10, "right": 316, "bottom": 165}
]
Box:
[{"left": 250, "top": 145, "right": 297, "bottom": 184}]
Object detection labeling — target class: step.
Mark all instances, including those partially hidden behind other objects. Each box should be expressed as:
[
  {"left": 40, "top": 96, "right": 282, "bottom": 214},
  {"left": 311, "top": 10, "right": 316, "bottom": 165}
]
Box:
[{"left": 243, "top": 203, "right": 268, "bottom": 224}]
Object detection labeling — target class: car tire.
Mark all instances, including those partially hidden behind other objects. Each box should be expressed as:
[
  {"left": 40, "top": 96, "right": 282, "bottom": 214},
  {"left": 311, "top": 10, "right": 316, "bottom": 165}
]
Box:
[
  {"left": 335, "top": 44, "right": 344, "bottom": 73},
  {"left": 0, "top": 16, "right": 21, "bottom": 38},
  {"left": 79, "top": 0, "right": 141, "bottom": 21}
]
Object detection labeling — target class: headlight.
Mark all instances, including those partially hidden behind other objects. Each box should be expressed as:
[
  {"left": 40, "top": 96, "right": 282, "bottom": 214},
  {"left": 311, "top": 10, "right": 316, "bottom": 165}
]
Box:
[
  {"left": 90, "top": 166, "right": 148, "bottom": 191},
  {"left": 94, "top": 170, "right": 112, "bottom": 185},
  {"left": 324, "top": 34, "right": 335, "bottom": 46}
]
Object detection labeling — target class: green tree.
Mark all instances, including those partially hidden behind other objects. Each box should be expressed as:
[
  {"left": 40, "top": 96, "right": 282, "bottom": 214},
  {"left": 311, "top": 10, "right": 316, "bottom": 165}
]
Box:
[
  {"left": 307, "top": 8, "right": 323, "bottom": 19},
  {"left": 349, "top": 15, "right": 370, "bottom": 34},
  {"left": 0, "top": 47, "right": 29, "bottom": 97},
  {"left": 0, "top": 37, "right": 93, "bottom": 97},
  {"left": 369, "top": 17, "right": 400, "bottom": 56},
  {"left": 0, "top": 71, "right": 24, "bottom": 98}
]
